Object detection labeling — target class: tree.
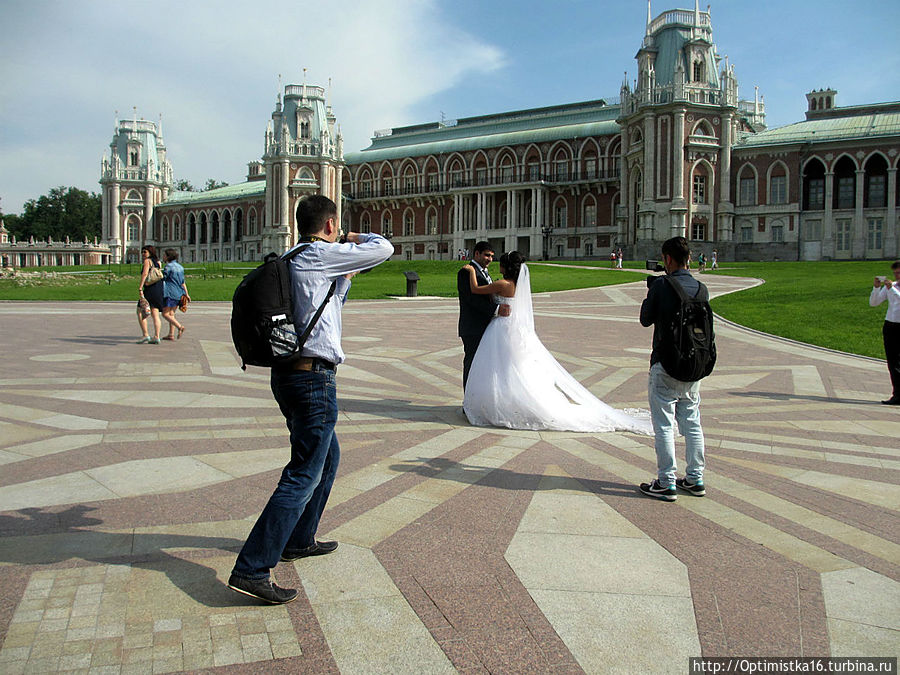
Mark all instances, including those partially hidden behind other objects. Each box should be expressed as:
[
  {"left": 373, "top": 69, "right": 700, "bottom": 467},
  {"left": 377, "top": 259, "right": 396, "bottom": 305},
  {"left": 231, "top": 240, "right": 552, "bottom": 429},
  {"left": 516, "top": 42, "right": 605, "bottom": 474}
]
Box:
[
  {"left": 174, "top": 179, "right": 196, "bottom": 192},
  {"left": 204, "top": 179, "right": 229, "bottom": 191},
  {"left": 4, "top": 186, "right": 101, "bottom": 242}
]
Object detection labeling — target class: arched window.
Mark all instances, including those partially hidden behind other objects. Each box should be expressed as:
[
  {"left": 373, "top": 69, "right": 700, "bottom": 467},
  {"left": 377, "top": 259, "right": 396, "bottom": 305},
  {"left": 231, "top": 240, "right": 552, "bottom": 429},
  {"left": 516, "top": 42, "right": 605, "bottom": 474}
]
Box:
[
  {"left": 162, "top": 217, "right": 170, "bottom": 241},
  {"left": 692, "top": 60, "right": 705, "bottom": 82},
  {"left": 248, "top": 210, "right": 256, "bottom": 236},
  {"left": 211, "top": 212, "right": 219, "bottom": 243},
  {"left": 173, "top": 216, "right": 181, "bottom": 241},
  {"left": 223, "top": 211, "right": 231, "bottom": 242},
  {"left": 738, "top": 165, "right": 756, "bottom": 206},
  {"left": 188, "top": 214, "right": 196, "bottom": 244},
  {"left": 498, "top": 201, "right": 507, "bottom": 230},
  {"left": 403, "top": 165, "right": 417, "bottom": 194},
  {"left": 768, "top": 163, "right": 788, "bottom": 205},
  {"left": 554, "top": 197, "right": 568, "bottom": 229},
  {"left": 234, "top": 209, "right": 242, "bottom": 241},
  {"left": 499, "top": 153, "right": 515, "bottom": 183},
  {"left": 864, "top": 155, "right": 888, "bottom": 208},
  {"left": 361, "top": 213, "right": 371, "bottom": 234},
  {"left": 448, "top": 158, "right": 465, "bottom": 187},
  {"left": 359, "top": 169, "right": 372, "bottom": 198},
  {"left": 381, "top": 166, "right": 394, "bottom": 196},
  {"left": 554, "top": 149, "right": 569, "bottom": 181},
  {"left": 427, "top": 208, "right": 438, "bottom": 235},
  {"left": 403, "top": 209, "right": 415, "bottom": 237},
  {"left": 803, "top": 159, "right": 826, "bottom": 210},
  {"left": 583, "top": 152, "right": 598, "bottom": 179},
  {"left": 583, "top": 196, "right": 597, "bottom": 227},
  {"left": 126, "top": 189, "right": 141, "bottom": 202},
  {"left": 811, "top": 98, "right": 818, "bottom": 111},
  {"left": 200, "top": 213, "right": 208, "bottom": 244},
  {"left": 833, "top": 156, "right": 856, "bottom": 210},
  {"left": 127, "top": 216, "right": 140, "bottom": 241},
  {"left": 382, "top": 211, "right": 393, "bottom": 238},
  {"left": 692, "top": 165, "right": 708, "bottom": 204}
]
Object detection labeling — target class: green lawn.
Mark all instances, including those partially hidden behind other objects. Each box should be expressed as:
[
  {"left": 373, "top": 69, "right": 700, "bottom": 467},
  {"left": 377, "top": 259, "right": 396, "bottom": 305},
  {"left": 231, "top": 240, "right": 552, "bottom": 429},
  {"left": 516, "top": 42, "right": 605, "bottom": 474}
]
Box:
[
  {"left": 704, "top": 260, "right": 894, "bottom": 359},
  {"left": 0, "top": 260, "right": 646, "bottom": 301},
  {"left": 2, "top": 258, "right": 894, "bottom": 360}
]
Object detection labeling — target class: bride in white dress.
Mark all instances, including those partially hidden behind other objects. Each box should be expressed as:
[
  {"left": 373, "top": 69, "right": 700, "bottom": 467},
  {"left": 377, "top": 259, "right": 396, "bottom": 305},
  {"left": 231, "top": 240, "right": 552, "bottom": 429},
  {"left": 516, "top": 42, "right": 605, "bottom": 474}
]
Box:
[{"left": 461, "top": 251, "right": 651, "bottom": 434}]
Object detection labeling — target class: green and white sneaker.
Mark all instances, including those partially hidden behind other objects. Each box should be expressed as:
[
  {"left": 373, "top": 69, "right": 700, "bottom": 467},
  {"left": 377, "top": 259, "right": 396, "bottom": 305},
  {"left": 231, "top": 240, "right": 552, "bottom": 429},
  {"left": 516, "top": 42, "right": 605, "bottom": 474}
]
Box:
[
  {"left": 639, "top": 479, "right": 677, "bottom": 502},
  {"left": 676, "top": 477, "right": 706, "bottom": 496}
]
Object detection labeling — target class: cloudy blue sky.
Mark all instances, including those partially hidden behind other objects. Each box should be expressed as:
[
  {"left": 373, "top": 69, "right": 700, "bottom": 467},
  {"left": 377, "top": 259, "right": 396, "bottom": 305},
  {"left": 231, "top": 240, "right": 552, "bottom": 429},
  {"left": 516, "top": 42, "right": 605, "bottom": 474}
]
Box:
[{"left": 1, "top": 0, "right": 898, "bottom": 214}]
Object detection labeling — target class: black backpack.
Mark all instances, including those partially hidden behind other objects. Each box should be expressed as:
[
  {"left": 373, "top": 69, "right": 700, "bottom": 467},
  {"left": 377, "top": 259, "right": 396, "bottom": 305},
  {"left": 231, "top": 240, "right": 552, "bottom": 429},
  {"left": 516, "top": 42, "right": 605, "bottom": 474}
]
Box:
[
  {"left": 231, "top": 246, "right": 336, "bottom": 370},
  {"left": 658, "top": 275, "right": 717, "bottom": 382}
]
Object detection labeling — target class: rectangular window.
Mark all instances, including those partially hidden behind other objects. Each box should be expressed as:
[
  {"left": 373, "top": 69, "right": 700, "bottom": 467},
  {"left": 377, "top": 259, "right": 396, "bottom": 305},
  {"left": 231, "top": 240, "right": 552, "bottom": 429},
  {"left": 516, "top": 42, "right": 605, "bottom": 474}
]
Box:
[
  {"left": 403, "top": 215, "right": 414, "bottom": 237},
  {"left": 383, "top": 178, "right": 393, "bottom": 196},
  {"left": 451, "top": 170, "right": 463, "bottom": 187},
  {"left": 835, "top": 219, "right": 851, "bottom": 251},
  {"left": 405, "top": 176, "right": 416, "bottom": 194},
  {"left": 476, "top": 168, "right": 487, "bottom": 186},
  {"left": 805, "top": 220, "right": 822, "bottom": 240},
  {"left": 361, "top": 221, "right": 371, "bottom": 234},
  {"left": 584, "top": 204, "right": 597, "bottom": 227},
  {"left": 868, "top": 217, "right": 883, "bottom": 250},
  {"left": 771, "top": 225, "right": 784, "bottom": 243},
  {"left": 555, "top": 161, "right": 568, "bottom": 182},
  {"left": 585, "top": 160, "right": 597, "bottom": 179},
  {"left": 361, "top": 180, "right": 372, "bottom": 198},
  {"left": 868, "top": 175, "right": 886, "bottom": 208},
  {"left": 427, "top": 213, "right": 437, "bottom": 235},
  {"left": 692, "top": 175, "right": 706, "bottom": 204},
  {"left": 769, "top": 175, "right": 787, "bottom": 204},
  {"left": 428, "top": 173, "right": 438, "bottom": 191},
  {"left": 585, "top": 243, "right": 593, "bottom": 256},
  {"left": 739, "top": 177, "right": 755, "bottom": 206},
  {"left": 528, "top": 163, "right": 540, "bottom": 181},
  {"left": 741, "top": 227, "right": 753, "bottom": 243},
  {"left": 501, "top": 166, "right": 514, "bottom": 183},
  {"left": 691, "top": 222, "right": 706, "bottom": 240},
  {"left": 808, "top": 178, "right": 824, "bottom": 209},
  {"left": 836, "top": 177, "right": 854, "bottom": 209}
]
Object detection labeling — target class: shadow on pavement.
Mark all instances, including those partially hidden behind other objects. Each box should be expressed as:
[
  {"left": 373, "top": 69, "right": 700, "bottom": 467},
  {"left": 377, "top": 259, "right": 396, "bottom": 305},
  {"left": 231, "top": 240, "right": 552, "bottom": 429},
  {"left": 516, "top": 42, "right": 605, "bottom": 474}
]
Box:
[
  {"left": 389, "top": 456, "right": 642, "bottom": 498},
  {"left": 0, "top": 505, "right": 250, "bottom": 608},
  {"left": 731, "top": 390, "right": 877, "bottom": 405},
  {"left": 56, "top": 335, "right": 140, "bottom": 346}
]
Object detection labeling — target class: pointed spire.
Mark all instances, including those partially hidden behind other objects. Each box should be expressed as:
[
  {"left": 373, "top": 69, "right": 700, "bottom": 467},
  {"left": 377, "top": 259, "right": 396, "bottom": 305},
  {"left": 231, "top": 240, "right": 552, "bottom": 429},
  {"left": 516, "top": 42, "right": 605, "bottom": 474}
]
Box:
[
  {"left": 302, "top": 67, "right": 307, "bottom": 99},
  {"left": 694, "top": 0, "right": 701, "bottom": 27},
  {"left": 114, "top": 109, "right": 119, "bottom": 130},
  {"left": 645, "top": 0, "right": 651, "bottom": 34}
]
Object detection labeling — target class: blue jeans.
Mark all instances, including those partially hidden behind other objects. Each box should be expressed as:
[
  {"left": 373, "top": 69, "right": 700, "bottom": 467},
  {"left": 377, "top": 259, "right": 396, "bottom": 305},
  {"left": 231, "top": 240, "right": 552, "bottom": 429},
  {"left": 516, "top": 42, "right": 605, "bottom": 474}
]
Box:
[
  {"left": 231, "top": 368, "right": 340, "bottom": 580},
  {"left": 648, "top": 362, "right": 705, "bottom": 488}
]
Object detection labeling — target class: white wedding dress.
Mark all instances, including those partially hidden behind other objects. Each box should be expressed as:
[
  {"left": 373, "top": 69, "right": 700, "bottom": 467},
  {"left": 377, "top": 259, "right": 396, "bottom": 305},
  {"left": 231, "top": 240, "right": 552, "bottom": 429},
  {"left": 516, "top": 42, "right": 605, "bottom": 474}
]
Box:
[{"left": 463, "top": 264, "right": 652, "bottom": 434}]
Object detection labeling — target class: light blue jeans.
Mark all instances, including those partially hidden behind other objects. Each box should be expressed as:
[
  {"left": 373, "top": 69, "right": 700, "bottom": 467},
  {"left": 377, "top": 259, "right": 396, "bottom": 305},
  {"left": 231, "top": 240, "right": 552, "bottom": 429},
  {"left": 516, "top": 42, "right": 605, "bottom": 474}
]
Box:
[{"left": 648, "top": 362, "right": 705, "bottom": 488}]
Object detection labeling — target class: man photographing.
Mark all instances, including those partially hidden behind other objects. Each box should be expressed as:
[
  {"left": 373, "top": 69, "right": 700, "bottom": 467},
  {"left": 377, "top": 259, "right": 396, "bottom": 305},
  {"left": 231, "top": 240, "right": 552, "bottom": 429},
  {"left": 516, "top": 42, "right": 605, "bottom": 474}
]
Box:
[
  {"left": 228, "top": 195, "right": 393, "bottom": 604},
  {"left": 638, "top": 236, "right": 714, "bottom": 502}
]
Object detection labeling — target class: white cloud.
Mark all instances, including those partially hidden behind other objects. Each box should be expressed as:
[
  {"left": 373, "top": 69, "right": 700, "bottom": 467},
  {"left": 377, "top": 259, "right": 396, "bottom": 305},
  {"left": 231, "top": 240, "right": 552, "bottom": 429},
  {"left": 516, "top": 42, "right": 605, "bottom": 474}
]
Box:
[{"left": 0, "top": 0, "right": 505, "bottom": 213}]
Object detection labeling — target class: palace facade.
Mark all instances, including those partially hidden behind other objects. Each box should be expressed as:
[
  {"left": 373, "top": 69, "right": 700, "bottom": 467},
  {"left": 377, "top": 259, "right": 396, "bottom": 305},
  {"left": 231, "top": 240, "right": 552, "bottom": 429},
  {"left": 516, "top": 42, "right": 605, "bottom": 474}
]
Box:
[{"left": 98, "top": 3, "right": 900, "bottom": 264}]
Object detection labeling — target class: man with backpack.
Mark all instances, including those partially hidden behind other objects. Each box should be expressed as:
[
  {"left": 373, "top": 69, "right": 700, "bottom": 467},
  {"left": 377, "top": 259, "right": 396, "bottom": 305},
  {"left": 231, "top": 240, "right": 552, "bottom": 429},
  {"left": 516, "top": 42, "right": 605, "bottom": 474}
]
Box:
[
  {"left": 228, "top": 195, "right": 393, "bottom": 604},
  {"left": 638, "top": 236, "right": 716, "bottom": 502}
]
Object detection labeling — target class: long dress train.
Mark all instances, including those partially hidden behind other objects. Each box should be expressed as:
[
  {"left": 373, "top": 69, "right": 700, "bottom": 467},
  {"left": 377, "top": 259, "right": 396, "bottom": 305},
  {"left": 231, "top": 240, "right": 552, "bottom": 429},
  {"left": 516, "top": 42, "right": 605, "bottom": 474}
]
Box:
[{"left": 463, "top": 264, "right": 651, "bottom": 434}]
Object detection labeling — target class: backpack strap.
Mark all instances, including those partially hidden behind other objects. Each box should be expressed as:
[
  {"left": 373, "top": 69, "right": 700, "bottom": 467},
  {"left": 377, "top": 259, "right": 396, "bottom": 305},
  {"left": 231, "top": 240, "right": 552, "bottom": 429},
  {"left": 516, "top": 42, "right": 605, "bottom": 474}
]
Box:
[
  {"left": 662, "top": 274, "right": 701, "bottom": 301},
  {"left": 280, "top": 243, "right": 338, "bottom": 348}
]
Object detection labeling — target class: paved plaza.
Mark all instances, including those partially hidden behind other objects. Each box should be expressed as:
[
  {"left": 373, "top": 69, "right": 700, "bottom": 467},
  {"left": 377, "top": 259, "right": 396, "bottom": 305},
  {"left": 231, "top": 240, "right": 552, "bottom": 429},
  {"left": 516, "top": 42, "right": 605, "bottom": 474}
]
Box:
[{"left": 0, "top": 274, "right": 898, "bottom": 674}]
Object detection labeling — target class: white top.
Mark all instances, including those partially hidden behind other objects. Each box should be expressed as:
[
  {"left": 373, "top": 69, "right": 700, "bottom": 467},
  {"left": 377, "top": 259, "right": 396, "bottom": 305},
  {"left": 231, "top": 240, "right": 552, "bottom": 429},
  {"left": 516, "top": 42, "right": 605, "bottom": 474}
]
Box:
[{"left": 869, "top": 283, "right": 900, "bottom": 323}]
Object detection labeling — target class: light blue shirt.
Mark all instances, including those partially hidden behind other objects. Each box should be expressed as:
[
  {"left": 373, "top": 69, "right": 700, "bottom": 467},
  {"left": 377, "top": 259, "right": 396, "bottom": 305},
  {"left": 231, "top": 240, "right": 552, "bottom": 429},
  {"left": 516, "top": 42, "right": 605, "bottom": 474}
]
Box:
[{"left": 286, "top": 233, "right": 394, "bottom": 364}]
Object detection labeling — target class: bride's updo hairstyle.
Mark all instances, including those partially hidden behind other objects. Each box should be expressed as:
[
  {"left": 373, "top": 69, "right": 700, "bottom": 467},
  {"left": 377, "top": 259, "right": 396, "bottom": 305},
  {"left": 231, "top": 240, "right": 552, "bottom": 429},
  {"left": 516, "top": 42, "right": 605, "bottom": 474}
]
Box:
[{"left": 499, "top": 251, "right": 524, "bottom": 281}]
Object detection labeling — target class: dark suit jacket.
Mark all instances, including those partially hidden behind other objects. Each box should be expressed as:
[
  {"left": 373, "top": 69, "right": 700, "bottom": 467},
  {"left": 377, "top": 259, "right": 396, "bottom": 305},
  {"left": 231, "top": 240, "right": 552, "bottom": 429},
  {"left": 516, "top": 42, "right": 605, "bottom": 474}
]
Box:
[{"left": 457, "top": 264, "right": 497, "bottom": 338}]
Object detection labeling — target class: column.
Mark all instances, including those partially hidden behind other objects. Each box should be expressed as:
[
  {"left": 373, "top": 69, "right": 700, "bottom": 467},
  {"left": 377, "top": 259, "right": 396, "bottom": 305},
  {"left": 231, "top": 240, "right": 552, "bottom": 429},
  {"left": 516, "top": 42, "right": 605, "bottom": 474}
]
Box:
[
  {"left": 619, "top": 126, "right": 630, "bottom": 244},
  {"left": 144, "top": 186, "right": 154, "bottom": 244},
  {"left": 280, "top": 159, "right": 291, "bottom": 248},
  {"left": 101, "top": 185, "right": 108, "bottom": 241},
  {"left": 507, "top": 190, "right": 515, "bottom": 230},
  {"left": 643, "top": 112, "right": 655, "bottom": 199},
  {"left": 477, "top": 192, "right": 485, "bottom": 231},
  {"left": 335, "top": 165, "right": 343, "bottom": 233},
  {"left": 673, "top": 110, "right": 685, "bottom": 200},
  {"left": 855, "top": 168, "right": 865, "bottom": 258},
  {"left": 823, "top": 171, "right": 834, "bottom": 257},
  {"left": 719, "top": 114, "right": 732, "bottom": 203},
  {"left": 111, "top": 183, "right": 121, "bottom": 262},
  {"left": 887, "top": 168, "right": 897, "bottom": 257}
]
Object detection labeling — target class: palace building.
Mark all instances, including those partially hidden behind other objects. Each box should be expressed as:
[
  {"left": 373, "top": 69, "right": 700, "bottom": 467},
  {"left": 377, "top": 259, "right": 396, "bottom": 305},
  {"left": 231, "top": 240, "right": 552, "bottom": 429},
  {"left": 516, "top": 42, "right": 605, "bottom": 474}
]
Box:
[{"left": 99, "top": 3, "right": 900, "bottom": 263}]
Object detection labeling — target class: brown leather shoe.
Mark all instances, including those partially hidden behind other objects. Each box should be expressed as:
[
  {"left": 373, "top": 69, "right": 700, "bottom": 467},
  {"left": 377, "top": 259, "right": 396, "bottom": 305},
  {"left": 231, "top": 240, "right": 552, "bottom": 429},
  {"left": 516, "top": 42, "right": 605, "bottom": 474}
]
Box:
[{"left": 280, "top": 540, "right": 339, "bottom": 562}]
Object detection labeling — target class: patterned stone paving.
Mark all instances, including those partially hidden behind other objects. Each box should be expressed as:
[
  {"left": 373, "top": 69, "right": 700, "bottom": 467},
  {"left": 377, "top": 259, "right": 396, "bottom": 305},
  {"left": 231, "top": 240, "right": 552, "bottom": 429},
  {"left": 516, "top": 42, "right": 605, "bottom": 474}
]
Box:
[{"left": 0, "top": 272, "right": 898, "bottom": 673}]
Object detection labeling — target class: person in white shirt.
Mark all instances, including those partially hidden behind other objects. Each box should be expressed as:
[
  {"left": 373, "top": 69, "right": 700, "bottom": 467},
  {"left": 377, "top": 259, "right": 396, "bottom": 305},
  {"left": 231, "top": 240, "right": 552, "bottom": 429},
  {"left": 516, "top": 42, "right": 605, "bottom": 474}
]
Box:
[
  {"left": 869, "top": 261, "right": 900, "bottom": 405},
  {"left": 228, "top": 195, "right": 394, "bottom": 604}
]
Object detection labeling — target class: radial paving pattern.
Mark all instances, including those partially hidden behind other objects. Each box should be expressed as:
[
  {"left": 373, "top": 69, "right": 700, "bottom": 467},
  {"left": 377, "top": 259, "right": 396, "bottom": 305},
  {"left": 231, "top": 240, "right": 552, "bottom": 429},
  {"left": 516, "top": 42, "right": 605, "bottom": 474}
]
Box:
[{"left": 0, "top": 273, "right": 898, "bottom": 673}]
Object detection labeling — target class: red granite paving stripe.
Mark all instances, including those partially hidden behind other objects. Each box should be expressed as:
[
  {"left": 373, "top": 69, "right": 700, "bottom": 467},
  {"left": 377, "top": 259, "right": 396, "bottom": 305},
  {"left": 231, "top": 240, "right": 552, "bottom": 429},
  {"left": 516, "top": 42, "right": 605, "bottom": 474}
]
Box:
[
  {"left": 276, "top": 561, "right": 340, "bottom": 673},
  {"left": 563, "top": 437, "right": 830, "bottom": 657},
  {"left": 711, "top": 458, "right": 900, "bottom": 546},
  {"left": 0, "top": 565, "right": 30, "bottom": 646},
  {"left": 372, "top": 444, "right": 584, "bottom": 673},
  {"left": 714, "top": 447, "right": 892, "bottom": 483}
]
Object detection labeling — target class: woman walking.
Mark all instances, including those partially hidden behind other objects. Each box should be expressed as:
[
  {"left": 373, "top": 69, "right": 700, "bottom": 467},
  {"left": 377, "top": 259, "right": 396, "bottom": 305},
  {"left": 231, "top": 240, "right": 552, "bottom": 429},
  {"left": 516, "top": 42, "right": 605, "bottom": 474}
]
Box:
[
  {"left": 138, "top": 246, "right": 164, "bottom": 344},
  {"left": 161, "top": 248, "right": 189, "bottom": 340}
]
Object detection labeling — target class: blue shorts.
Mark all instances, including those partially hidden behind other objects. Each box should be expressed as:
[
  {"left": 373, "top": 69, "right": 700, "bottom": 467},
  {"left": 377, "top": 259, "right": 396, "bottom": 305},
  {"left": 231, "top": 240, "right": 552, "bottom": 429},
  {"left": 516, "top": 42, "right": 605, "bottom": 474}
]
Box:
[{"left": 163, "top": 297, "right": 180, "bottom": 308}]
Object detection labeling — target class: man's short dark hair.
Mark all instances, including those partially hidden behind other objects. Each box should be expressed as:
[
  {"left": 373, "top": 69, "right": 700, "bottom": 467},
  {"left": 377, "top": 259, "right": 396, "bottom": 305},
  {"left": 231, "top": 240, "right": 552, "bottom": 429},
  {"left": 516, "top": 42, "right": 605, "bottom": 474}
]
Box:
[
  {"left": 296, "top": 195, "right": 337, "bottom": 237},
  {"left": 473, "top": 241, "right": 494, "bottom": 255},
  {"left": 661, "top": 236, "right": 691, "bottom": 267},
  {"left": 891, "top": 261, "right": 900, "bottom": 271},
  {"left": 164, "top": 248, "right": 178, "bottom": 262}
]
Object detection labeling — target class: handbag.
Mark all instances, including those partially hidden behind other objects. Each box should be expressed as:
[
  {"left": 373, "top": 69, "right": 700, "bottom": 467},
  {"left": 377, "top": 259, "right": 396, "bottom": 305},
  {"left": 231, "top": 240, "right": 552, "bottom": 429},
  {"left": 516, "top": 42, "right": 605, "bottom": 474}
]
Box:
[
  {"left": 137, "top": 298, "right": 151, "bottom": 318},
  {"left": 145, "top": 264, "right": 163, "bottom": 286},
  {"left": 178, "top": 294, "right": 190, "bottom": 313}
]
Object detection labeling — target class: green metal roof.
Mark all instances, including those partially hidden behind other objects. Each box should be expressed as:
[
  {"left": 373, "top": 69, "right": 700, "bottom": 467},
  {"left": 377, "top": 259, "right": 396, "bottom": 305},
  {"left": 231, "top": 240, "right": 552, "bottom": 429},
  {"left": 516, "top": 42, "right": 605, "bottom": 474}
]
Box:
[
  {"left": 736, "top": 110, "right": 900, "bottom": 148},
  {"left": 346, "top": 100, "right": 622, "bottom": 165},
  {"left": 160, "top": 181, "right": 266, "bottom": 206}
]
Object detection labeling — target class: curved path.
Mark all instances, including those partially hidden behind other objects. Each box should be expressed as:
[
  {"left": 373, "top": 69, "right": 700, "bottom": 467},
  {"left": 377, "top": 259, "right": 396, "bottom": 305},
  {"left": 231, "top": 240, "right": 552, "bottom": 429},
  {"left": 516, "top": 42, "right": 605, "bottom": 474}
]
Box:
[{"left": 0, "top": 275, "right": 897, "bottom": 673}]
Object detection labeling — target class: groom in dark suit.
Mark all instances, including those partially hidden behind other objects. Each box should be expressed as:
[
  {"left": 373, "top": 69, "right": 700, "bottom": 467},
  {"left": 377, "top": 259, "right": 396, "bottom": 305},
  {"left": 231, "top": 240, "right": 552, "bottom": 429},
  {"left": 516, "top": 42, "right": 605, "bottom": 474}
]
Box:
[{"left": 458, "top": 241, "right": 498, "bottom": 390}]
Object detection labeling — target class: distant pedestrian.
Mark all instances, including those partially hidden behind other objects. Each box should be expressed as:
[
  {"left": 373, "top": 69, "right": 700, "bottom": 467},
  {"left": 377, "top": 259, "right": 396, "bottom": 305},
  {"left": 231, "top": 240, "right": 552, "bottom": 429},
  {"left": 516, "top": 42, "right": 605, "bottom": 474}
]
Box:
[
  {"left": 161, "top": 249, "right": 189, "bottom": 341},
  {"left": 610, "top": 250, "right": 617, "bottom": 268},
  {"left": 639, "top": 236, "right": 715, "bottom": 501},
  {"left": 870, "top": 261, "right": 900, "bottom": 405},
  {"left": 138, "top": 246, "right": 163, "bottom": 344},
  {"left": 711, "top": 250, "right": 718, "bottom": 270},
  {"left": 697, "top": 252, "right": 706, "bottom": 272},
  {"left": 616, "top": 248, "right": 623, "bottom": 269}
]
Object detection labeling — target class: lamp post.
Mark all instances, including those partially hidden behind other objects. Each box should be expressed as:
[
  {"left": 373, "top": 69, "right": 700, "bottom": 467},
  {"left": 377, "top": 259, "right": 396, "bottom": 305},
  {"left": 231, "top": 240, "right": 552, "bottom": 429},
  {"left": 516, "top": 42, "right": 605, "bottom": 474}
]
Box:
[{"left": 541, "top": 224, "right": 553, "bottom": 260}]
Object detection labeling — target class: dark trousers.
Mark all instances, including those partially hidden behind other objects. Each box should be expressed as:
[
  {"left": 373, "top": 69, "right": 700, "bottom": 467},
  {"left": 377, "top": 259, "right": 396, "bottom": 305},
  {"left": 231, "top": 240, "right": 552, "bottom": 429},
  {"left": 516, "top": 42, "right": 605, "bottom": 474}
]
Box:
[
  {"left": 885, "top": 321, "right": 900, "bottom": 398},
  {"left": 232, "top": 367, "right": 340, "bottom": 580},
  {"left": 461, "top": 334, "right": 483, "bottom": 391}
]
